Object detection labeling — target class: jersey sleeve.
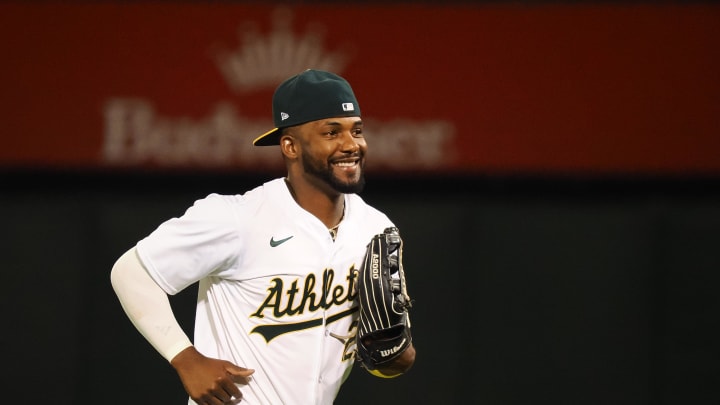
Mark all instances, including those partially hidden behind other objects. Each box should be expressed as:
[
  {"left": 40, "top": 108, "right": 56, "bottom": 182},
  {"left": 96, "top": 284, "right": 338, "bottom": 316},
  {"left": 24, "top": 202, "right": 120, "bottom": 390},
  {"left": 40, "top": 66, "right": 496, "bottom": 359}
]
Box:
[{"left": 136, "top": 193, "right": 242, "bottom": 295}]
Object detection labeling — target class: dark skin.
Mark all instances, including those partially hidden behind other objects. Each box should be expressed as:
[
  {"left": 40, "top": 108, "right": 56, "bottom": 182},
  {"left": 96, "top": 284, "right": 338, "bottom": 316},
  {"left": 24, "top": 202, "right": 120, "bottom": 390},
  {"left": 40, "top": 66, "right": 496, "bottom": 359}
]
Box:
[
  {"left": 171, "top": 116, "right": 415, "bottom": 404},
  {"left": 171, "top": 347, "right": 252, "bottom": 405}
]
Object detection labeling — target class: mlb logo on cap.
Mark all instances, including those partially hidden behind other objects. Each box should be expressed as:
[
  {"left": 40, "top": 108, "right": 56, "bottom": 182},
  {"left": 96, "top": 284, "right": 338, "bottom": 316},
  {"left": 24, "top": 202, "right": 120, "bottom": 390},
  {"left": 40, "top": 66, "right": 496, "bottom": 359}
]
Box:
[{"left": 342, "top": 103, "right": 355, "bottom": 112}]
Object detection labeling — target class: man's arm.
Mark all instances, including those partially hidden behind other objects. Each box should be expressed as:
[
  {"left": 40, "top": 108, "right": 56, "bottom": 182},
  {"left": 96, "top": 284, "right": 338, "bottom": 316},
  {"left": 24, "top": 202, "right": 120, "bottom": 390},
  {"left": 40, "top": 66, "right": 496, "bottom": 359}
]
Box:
[
  {"left": 110, "top": 248, "right": 253, "bottom": 402},
  {"left": 110, "top": 247, "right": 193, "bottom": 361}
]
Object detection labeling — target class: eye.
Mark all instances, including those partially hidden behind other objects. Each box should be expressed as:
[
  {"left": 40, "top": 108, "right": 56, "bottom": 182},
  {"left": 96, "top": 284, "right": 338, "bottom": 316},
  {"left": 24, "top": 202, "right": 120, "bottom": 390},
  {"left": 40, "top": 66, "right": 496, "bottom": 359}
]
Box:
[{"left": 352, "top": 127, "right": 364, "bottom": 138}]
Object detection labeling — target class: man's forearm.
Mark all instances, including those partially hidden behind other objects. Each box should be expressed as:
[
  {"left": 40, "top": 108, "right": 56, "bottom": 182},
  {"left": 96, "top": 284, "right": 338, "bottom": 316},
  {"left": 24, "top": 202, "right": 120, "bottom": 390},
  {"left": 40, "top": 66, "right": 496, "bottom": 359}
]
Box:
[{"left": 110, "top": 248, "right": 192, "bottom": 362}]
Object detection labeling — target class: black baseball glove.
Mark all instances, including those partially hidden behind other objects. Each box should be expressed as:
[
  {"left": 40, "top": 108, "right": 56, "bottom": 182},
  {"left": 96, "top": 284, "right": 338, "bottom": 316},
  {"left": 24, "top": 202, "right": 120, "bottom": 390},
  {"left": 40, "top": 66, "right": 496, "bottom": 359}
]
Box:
[{"left": 355, "top": 227, "right": 413, "bottom": 376}]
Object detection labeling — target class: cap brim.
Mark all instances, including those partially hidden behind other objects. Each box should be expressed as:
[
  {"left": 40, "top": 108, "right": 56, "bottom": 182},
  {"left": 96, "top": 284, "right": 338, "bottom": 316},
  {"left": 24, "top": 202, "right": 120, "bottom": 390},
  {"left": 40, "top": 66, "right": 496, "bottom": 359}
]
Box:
[{"left": 253, "top": 128, "right": 281, "bottom": 146}]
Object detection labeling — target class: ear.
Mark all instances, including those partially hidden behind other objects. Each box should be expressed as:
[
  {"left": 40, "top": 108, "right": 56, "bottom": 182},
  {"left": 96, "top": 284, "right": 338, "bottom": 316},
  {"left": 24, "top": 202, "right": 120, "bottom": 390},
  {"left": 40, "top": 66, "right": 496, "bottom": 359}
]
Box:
[{"left": 280, "top": 134, "right": 297, "bottom": 158}]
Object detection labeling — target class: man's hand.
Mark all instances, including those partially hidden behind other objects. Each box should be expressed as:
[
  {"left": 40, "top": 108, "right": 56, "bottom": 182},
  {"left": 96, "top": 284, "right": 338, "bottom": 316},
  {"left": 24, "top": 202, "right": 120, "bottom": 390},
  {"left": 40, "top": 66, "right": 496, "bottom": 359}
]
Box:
[
  {"left": 375, "top": 343, "right": 416, "bottom": 377},
  {"left": 171, "top": 346, "right": 255, "bottom": 405}
]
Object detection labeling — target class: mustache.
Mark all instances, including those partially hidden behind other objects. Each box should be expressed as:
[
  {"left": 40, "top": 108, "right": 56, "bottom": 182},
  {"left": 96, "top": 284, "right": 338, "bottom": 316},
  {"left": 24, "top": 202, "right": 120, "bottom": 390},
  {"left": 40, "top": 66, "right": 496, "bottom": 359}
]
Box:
[{"left": 330, "top": 151, "right": 363, "bottom": 162}]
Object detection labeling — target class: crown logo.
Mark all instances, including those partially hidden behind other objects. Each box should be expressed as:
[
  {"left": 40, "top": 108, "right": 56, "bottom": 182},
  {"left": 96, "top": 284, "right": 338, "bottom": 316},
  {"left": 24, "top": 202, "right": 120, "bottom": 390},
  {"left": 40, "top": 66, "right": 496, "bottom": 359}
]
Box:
[{"left": 214, "top": 7, "right": 350, "bottom": 93}]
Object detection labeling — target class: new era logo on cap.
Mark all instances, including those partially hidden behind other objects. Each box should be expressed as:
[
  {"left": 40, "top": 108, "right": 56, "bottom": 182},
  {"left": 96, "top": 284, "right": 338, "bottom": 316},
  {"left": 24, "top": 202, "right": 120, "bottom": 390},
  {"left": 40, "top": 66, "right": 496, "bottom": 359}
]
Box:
[
  {"left": 342, "top": 103, "right": 354, "bottom": 112},
  {"left": 280, "top": 112, "right": 289, "bottom": 121}
]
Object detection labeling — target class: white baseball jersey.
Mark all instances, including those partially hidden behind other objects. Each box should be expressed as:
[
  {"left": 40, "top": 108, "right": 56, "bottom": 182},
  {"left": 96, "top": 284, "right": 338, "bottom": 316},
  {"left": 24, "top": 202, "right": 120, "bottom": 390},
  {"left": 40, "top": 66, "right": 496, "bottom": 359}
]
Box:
[{"left": 136, "top": 178, "right": 394, "bottom": 405}]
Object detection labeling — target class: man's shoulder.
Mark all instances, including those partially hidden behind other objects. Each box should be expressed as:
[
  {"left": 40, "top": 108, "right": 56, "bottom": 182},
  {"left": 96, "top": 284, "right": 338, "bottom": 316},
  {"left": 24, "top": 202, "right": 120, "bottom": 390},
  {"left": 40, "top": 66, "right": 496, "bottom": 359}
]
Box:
[
  {"left": 204, "top": 178, "right": 283, "bottom": 202},
  {"left": 346, "top": 193, "right": 393, "bottom": 226},
  {"left": 187, "top": 178, "right": 282, "bottom": 218}
]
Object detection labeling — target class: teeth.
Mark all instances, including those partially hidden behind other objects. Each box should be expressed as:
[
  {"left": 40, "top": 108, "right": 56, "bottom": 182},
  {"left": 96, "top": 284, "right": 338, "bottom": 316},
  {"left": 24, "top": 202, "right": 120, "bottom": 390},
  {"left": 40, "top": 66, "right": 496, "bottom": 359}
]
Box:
[{"left": 334, "top": 162, "right": 356, "bottom": 167}]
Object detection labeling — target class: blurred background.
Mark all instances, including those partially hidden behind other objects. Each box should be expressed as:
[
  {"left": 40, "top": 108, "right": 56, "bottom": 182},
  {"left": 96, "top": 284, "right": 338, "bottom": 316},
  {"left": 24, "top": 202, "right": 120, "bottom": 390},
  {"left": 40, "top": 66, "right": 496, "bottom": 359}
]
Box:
[{"left": 2, "top": 1, "right": 719, "bottom": 404}]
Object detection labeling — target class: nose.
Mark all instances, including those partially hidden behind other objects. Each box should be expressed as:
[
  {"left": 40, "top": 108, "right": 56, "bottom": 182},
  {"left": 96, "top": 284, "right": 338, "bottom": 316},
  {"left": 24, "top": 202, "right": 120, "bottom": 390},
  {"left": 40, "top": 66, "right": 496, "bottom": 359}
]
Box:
[{"left": 340, "top": 131, "right": 361, "bottom": 153}]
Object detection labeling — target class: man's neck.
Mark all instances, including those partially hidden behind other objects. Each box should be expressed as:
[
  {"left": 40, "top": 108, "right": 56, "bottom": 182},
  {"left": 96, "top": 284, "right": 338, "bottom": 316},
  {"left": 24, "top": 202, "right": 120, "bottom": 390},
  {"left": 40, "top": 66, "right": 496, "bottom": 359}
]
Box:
[{"left": 284, "top": 177, "right": 345, "bottom": 229}]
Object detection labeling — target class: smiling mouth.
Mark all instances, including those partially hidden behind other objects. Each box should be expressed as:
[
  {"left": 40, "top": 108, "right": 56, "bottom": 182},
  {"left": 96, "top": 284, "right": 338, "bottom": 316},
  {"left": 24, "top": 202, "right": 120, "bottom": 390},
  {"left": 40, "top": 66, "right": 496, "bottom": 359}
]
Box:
[
  {"left": 331, "top": 156, "right": 361, "bottom": 168},
  {"left": 333, "top": 160, "right": 358, "bottom": 168}
]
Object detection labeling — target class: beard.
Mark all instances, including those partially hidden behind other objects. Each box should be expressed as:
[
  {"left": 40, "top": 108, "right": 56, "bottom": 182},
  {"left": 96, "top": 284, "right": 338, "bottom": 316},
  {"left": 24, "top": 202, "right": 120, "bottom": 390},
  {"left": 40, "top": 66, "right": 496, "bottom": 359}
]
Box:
[{"left": 302, "top": 149, "right": 366, "bottom": 194}]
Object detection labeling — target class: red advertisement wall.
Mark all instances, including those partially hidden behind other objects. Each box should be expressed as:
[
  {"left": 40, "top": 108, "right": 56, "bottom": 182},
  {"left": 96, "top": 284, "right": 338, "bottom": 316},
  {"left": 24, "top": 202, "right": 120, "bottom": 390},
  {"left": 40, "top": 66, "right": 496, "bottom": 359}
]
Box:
[{"left": 2, "top": 3, "right": 719, "bottom": 175}]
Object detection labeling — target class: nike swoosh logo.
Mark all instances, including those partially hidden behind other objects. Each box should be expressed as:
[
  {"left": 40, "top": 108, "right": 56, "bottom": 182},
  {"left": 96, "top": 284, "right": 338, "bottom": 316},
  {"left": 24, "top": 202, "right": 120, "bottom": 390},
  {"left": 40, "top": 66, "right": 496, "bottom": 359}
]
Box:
[{"left": 270, "top": 235, "right": 294, "bottom": 247}]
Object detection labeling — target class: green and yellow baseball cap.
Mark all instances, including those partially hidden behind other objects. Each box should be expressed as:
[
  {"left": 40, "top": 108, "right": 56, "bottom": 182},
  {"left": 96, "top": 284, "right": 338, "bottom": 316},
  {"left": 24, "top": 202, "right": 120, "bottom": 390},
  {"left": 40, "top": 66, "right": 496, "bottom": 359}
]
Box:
[{"left": 253, "top": 69, "right": 361, "bottom": 146}]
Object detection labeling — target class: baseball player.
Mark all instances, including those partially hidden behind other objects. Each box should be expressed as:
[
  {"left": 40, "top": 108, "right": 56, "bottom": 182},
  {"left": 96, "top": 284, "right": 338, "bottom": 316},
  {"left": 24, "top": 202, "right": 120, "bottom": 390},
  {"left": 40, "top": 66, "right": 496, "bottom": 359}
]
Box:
[{"left": 111, "top": 69, "right": 416, "bottom": 404}]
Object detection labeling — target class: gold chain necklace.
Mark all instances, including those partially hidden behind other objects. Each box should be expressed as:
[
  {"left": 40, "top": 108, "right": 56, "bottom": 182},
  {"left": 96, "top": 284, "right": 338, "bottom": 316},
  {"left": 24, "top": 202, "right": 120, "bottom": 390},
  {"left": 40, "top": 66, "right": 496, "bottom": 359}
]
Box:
[
  {"left": 329, "top": 206, "right": 344, "bottom": 241},
  {"left": 329, "top": 224, "right": 340, "bottom": 241}
]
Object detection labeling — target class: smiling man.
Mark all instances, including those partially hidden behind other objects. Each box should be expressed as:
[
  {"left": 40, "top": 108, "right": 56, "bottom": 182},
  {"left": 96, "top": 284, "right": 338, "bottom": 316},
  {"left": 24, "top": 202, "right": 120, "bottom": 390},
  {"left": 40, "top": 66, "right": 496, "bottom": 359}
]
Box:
[{"left": 111, "top": 69, "right": 416, "bottom": 405}]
